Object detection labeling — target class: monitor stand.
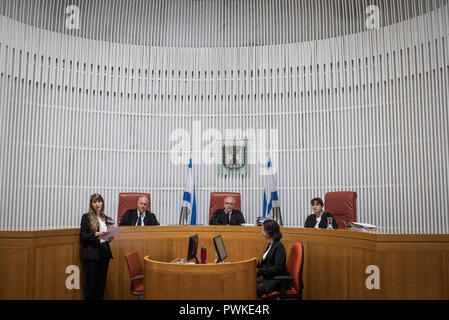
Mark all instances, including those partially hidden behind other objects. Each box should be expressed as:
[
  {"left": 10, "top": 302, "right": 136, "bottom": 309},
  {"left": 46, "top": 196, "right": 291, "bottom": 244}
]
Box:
[
  {"left": 189, "top": 256, "right": 199, "bottom": 264},
  {"left": 215, "top": 257, "right": 224, "bottom": 264}
]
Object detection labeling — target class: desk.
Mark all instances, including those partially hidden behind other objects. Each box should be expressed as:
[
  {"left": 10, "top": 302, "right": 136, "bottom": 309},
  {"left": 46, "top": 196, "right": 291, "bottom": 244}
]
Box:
[
  {"left": 143, "top": 256, "right": 257, "bottom": 300},
  {"left": 1, "top": 226, "right": 449, "bottom": 299}
]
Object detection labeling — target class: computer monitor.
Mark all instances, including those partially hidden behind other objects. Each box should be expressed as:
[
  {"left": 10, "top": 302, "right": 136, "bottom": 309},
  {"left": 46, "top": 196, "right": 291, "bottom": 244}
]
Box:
[
  {"left": 213, "top": 235, "right": 228, "bottom": 263},
  {"left": 187, "top": 234, "right": 199, "bottom": 264}
]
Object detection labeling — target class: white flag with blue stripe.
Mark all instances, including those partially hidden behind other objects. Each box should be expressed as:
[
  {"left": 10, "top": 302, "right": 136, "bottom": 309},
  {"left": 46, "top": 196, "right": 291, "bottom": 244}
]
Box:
[
  {"left": 182, "top": 158, "right": 197, "bottom": 225},
  {"left": 263, "top": 158, "right": 279, "bottom": 218}
]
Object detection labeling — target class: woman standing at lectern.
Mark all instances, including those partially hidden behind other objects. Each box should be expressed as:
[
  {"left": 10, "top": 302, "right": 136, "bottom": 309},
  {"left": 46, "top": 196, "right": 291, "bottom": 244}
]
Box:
[
  {"left": 256, "top": 220, "right": 290, "bottom": 297},
  {"left": 80, "top": 193, "right": 114, "bottom": 300}
]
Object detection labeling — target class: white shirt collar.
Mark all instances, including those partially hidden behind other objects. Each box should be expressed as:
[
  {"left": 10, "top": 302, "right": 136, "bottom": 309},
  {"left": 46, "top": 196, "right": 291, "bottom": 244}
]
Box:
[
  {"left": 263, "top": 243, "right": 272, "bottom": 260},
  {"left": 97, "top": 216, "right": 107, "bottom": 242}
]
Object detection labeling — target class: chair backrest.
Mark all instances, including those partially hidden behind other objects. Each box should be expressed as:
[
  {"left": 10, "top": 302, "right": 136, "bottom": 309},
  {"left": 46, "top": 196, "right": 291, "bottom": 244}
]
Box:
[
  {"left": 117, "top": 192, "right": 151, "bottom": 225},
  {"left": 124, "top": 251, "right": 144, "bottom": 279},
  {"left": 324, "top": 191, "right": 357, "bottom": 229},
  {"left": 286, "top": 242, "right": 304, "bottom": 294},
  {"left": 209, "top": 192, "right": 242, "bottom": 220}
]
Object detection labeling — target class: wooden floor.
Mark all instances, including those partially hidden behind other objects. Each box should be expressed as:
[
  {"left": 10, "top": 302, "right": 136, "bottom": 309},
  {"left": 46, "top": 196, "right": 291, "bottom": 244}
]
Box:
[{"left": 0, "top": 226, "right": 448, "bottom": 299}]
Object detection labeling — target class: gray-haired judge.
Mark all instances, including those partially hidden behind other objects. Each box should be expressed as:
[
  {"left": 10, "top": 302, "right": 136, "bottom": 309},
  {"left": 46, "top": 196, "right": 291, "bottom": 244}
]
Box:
[
  {"left": 119, "top": 196, "right": 159, "bottom": 226},
  {"left": 209, "top": 196, "right": 246, "bottom": 225}
]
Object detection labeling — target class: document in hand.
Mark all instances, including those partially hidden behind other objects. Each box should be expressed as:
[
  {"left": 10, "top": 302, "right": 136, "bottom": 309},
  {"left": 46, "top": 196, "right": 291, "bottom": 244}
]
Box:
[{"left": 99, "top": 226, "right": 123, "bottom": 241}]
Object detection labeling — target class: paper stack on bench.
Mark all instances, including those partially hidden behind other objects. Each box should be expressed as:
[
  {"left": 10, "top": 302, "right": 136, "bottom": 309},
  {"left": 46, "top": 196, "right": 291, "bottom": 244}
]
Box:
[{"left": 347, "top": 222, "right": 377, "bottom": 230}]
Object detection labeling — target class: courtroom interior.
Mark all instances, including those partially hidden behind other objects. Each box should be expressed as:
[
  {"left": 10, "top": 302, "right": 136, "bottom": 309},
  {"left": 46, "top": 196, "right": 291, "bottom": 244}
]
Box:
[{"left": 0, "top": 0, "right": 448, "bottom": 304}]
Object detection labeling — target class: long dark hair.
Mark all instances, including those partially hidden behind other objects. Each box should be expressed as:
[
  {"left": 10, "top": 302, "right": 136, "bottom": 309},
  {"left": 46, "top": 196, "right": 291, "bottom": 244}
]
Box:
[
  {"left": 263, "top": 219, "right": 282, "bottom": 241},
  {"left": 88, "top": 193, "right": 106, "bottom": 232}
]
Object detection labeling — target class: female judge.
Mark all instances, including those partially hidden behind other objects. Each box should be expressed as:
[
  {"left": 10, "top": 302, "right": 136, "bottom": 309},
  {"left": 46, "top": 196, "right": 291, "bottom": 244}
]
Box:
[
  {"left": 80, "top": 193, "right": 114, "bottom": 300},
  {"left": 304, "top": 197, "right": 338, "bottom": 229},
  {"left": 256, "top": 219, "right": 290, "bottom": 297}
]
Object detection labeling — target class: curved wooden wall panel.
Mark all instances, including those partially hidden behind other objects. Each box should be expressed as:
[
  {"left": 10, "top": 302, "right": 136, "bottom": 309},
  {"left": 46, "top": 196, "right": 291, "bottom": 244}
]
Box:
[
  {"left": 0, "top": 227, "right": 448, "bottom": 300},
  {"left": 144, "top": 257, "right": 258, "bottom": 300}
]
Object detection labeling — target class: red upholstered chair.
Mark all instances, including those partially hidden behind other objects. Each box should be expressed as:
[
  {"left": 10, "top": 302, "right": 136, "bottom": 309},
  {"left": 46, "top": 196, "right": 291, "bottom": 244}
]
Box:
[
  {"left": 262, "top": 242, "right": 304, "bottom": 300},
  {"left": 324, "top": 191, "right": 357, "bottom": 229},
  {"left": 124, "top": 251, "right": 144, "bottom": 298},
  {"left": 209, "top": 192, "right": 241, "bottom": 221},
  {"left": 117, "top": 192, "right": 151, "bottom": 226}
]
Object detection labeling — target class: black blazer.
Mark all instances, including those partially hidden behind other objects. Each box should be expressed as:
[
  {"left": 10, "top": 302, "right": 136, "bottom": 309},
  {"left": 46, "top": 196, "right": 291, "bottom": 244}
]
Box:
[
  {"left": 304, "top": 212, "right": 338, "bottom": 229},
  {"left": 209, "top": 209, "right": 246, "bottom": 225},
  {"left": 119, "top": 209, "right": 160, "bottom": 226},
  {"left": 257, "top": 240, "right": 290, "bottom": 292},
  {"left": 80, "top": 213, "right": 113, "bottom": 261}
]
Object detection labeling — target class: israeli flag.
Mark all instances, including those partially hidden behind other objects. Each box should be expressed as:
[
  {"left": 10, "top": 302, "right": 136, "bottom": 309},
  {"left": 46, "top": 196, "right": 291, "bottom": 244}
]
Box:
[
  {"left": 182, "top": 158, "right": 197, "bottom": 225},
  {"left": 263, "top": 158, "right": 280, "bottom": 218}
]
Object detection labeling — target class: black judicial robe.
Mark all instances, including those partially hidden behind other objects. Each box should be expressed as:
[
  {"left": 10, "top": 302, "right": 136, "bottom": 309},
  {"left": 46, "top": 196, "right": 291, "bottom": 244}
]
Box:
[
  {"left": 119, "top": 209, "right": 160, "bottom": 226},
  {"left": 209, "top": 209, "right": 246, "bottom": 225},
  {"left": 304, "top": 212, "right": 338, "bottom": 229}
]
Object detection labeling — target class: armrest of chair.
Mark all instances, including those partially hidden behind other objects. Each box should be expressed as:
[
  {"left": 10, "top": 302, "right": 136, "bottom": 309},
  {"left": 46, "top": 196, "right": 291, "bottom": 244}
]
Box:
[
  {"left": 274, "top": 275, "right": 293, "bottom": 281},
  {"left": 274, "top": 275, "right": 294, "bottom": 297},
  {"left": 131, "top": 275, "right": 144, "bottom": 281}
]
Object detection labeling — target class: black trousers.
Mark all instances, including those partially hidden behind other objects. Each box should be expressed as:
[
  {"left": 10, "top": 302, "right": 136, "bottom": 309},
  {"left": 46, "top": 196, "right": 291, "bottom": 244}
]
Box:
[
  {"left": 84, "top": 245, "right": 110, "bottom": 300},
  {"left": 257, "top": 276, "right": 284, "bottom": 297},
  {"left": 256, "top": 276, "right": 265, "bottom": 297}
]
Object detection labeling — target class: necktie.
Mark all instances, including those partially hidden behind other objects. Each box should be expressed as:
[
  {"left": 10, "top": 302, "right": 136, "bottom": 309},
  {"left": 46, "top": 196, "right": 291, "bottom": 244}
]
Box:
[
  {"left": 137, "top": 213, "right": 142, "bottom": 226},
  {"left": 227, "top": 212, "right": 231, "bottom": 224}
]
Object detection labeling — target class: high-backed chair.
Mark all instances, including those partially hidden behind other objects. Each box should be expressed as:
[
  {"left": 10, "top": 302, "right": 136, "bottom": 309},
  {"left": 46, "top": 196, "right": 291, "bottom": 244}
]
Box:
[
  {"left": 324, "top": 191, "right": 357, "bottom": 229},
  {"left": 117, "top": 192, "right": 151, "bottom": 226},
  {"left": 262, "top": 242, "right": 304, "bottom": 300},
  {"left": 209, "top": 192, "right": 241, "bottom": 221},
  {"left": 124, "top": 251, "right": 144, "bottom": 298}
]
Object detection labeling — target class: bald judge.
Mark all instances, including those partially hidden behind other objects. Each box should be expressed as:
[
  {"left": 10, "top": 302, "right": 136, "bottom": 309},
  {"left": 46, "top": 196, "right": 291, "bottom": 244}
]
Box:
[
  {"left": 209, "top": 196, "right": 246, "bottom": 226},
  {"left": 119, "top": 196, "right": 160, "bottom": 226}
]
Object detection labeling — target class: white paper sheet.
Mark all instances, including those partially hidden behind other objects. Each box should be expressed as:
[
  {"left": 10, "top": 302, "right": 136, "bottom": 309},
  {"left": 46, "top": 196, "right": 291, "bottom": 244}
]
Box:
[{"left": 99, "top": 226, "right": 123, "bottom": 241}]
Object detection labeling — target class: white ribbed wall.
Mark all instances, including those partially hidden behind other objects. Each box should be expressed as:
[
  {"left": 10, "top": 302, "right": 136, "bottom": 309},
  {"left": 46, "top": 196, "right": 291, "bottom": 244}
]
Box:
[
  {"left": 1, "top": 0, "right": 444, "bottom": 47},
  {"left": 0, "top": 4, "right": 448, "bottom": 232}
]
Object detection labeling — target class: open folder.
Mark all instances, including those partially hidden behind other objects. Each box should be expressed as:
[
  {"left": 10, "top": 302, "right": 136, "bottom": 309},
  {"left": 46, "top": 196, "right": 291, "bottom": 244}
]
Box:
[{"left": 99, "top": 226, "right": 123, "bottom": 241}]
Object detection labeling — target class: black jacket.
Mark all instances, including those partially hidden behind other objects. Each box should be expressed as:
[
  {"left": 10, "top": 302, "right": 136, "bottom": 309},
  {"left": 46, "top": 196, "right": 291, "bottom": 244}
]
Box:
[
  {"left": 304, "top": 212, "right": 338, "bottom": 229},
  {"left": 257, "top": 240, "right": 290, "bottom": 292},
  {"left": 80, "top": 213, "right": 113, "bottom": 261},
  {"left": 119, "top": 209, "right": 160, "bottom": 226},
  {"left": 209, "top": 209, "right": 246, "bottom": 225}
]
